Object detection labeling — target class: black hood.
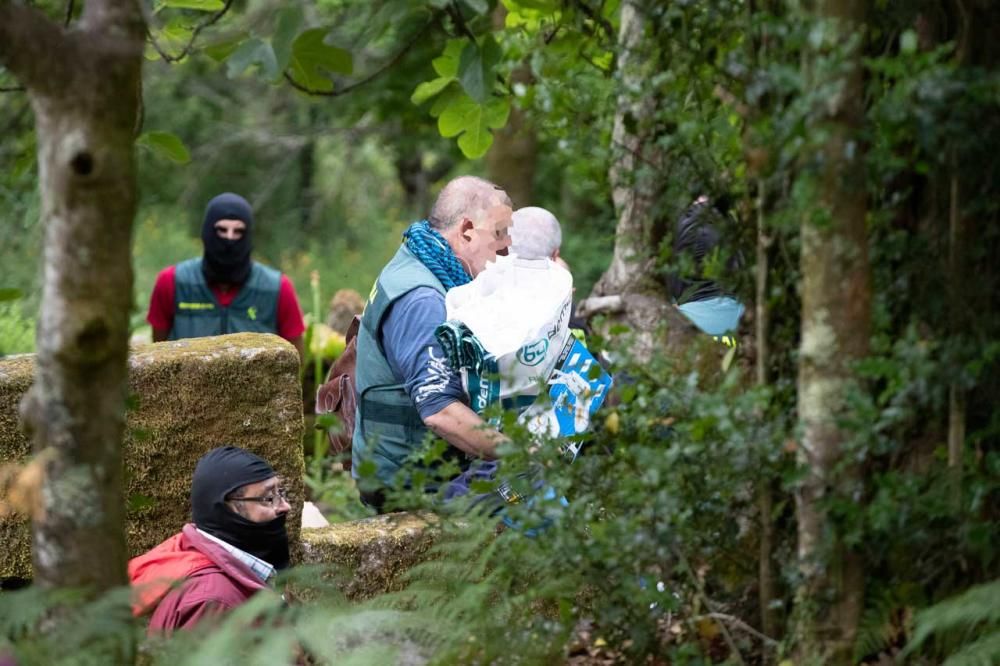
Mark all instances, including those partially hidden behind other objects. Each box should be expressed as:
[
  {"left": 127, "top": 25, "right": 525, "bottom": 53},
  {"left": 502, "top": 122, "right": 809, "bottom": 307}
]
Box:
[
  {"left": 201, "top": 193, "right": 254, "bottom": 285},
  {"left": 668, "top": 200, "right": 741, "bottom": 304},
  {"left": 190, "top": 446, "right": 289, "bottom": 570}
]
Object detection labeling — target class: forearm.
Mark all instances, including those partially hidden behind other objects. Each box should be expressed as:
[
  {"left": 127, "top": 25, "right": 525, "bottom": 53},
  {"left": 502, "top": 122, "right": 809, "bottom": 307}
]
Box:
[{"left": 423, "top": 401, "right": 507, "bottom": 460}]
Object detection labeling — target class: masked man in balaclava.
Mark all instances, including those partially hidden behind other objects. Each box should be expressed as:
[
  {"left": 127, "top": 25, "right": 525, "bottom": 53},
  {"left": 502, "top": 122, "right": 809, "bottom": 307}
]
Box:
[
  {"left": 128, "top": 446, "right": 291, "bottom": 634},
  {"left": 146, "top": 192, "right": 305, "bottom": 357}
]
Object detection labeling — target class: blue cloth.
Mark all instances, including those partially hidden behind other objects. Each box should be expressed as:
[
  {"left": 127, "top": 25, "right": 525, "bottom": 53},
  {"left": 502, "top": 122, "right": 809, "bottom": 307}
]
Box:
[
  {"left": 403, "top": 220, "right": 471, "bottom": 291},
  {"left": 381, "top": 287, "right": 466, "bottom": 420},
  {"left": 677, "top": 296, "right": 745, "bottom": 336}
]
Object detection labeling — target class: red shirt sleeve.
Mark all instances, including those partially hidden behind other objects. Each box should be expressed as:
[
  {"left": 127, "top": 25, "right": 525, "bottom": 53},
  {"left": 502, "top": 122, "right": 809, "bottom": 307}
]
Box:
[
  {"left": 276, "top": 275, "right": 306, "bottom": 341},
  {"left": 147, "top": 266, "right": 177, "bottom": 333}
]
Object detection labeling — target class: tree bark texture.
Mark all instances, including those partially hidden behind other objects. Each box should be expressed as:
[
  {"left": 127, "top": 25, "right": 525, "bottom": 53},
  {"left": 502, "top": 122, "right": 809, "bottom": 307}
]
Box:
[
  {"left": 793, "top": 0, "right": 869, "bottom": 662},
  {"left": 587, "top": 0, "right": 687, "bottom": 364},
  {"left": 485, "top": 90, "right": 537, "bottom": 210},
  {"left": 0, "top": 0, "right": 145, "bottom": 592},
  {"left": 486, "top": 4, "right": 537, "bottom": 209},
  {"left": 754, "top": 180, "right": 781, "bottom": 640}
]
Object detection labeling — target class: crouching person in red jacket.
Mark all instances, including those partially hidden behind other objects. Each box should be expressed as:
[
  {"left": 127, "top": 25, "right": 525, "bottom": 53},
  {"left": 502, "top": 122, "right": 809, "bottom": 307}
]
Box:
[{"left": 128, "top": 446, "right": 291, "bottom": 634}]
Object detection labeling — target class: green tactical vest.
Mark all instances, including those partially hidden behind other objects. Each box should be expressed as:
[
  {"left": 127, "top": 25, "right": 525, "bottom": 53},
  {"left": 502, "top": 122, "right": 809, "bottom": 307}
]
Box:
[
  {"left": 170, "top": 258, "right": 280, "bottom": 340},
  {"left": 351, "top": 245, "right": 449, "bottom": 488}
]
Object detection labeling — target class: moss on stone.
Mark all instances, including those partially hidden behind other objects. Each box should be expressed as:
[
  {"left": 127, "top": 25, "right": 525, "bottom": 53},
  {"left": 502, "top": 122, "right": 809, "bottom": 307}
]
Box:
[
  {"left": 1, "top": 333, "right": 304, "bottom": 578},
  {"left": 299, "top": 512, "right": 436, "bottom": 600}
]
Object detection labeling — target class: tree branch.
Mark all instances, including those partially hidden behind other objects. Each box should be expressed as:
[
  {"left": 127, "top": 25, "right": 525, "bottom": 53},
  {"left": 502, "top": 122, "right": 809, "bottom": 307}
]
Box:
[
  {"left": 0, "top": 2, "right": 72, "bottom": 95},
  {"left": 284, "top": 15, "right": 439, "bottom": 97},
  {"left": 447, "top": 1, "right": 478, "bottom": 44},
  {"left": 146, "top": 0, "right": 235, "bottom": 63},
  {"left": 694, "top": 613, "right": 780, "bottom": 648},
  {"left": 571, "top": 0, "right": 616, "bottom": 43}
]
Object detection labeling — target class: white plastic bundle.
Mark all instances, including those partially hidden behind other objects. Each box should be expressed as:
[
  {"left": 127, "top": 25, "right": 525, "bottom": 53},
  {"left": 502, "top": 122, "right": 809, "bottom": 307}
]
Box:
[{"left": 445, "top": 254, "right": 574, "bottom": 404}]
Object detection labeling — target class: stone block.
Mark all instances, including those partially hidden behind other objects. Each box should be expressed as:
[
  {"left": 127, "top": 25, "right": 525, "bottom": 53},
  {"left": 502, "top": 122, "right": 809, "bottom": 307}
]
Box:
[
  {"left": 0, "top": 333, "right": 304, "bottom": 579},
  {"left": 299, "top": 513, "right": 436, "bottom": 599}
]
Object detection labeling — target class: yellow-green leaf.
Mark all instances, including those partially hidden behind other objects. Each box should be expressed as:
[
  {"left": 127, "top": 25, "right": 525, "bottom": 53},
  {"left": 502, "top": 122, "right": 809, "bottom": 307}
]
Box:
[
  {"left": 161, "top": 0, "right": 224, "bottom": 10},
  {"left": 432, "top": 40, "right": 466, "bottom": 78},
  {"left": 411, "top": 76, "right": 454, "bottom": 105},
  {"left": 136, "top": 131, "right": 191, "bottom": 164},
  {"left": 438, "top": 95, "right": 510, "bottom": 159}
]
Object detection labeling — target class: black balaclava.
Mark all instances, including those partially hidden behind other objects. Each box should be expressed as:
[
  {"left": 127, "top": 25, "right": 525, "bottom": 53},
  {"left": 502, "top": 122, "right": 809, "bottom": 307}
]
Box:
[
  {"left": 201, "top": 193, "right": 254, "bottom": 285},
  {"left": 191, "top": 446, "right": 290, "bottom": 570}
]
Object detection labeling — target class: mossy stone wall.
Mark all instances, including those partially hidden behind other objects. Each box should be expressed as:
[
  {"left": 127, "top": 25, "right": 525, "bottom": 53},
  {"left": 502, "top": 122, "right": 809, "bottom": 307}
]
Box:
[
  {"left": 299, "top": 513, "right": 435, "bottom": 599},
  {"left": 0, "top": 333, "right": 304, "bottom": 579}
]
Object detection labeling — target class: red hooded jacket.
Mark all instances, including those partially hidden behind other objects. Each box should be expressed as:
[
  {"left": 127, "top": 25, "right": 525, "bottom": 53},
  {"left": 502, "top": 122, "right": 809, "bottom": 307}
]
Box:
[{"left": 128, "top": 523, "right": 269, "bottom": 635}]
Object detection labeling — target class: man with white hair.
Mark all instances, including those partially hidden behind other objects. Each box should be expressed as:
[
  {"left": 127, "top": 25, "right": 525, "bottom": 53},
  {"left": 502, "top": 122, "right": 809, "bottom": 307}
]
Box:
[
  {"left": 352, "top": 176, "right": 513, "bottom": 511},
  {"left": 509, "top": 206, "right": 562, "bottom": 260}
]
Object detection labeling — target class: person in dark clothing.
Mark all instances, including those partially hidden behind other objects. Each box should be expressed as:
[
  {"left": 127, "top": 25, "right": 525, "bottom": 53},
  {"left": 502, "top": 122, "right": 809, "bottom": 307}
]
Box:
[
  {"left": 146, "top": 193, "right": 305, "bottom": 356},
  {"left": 128, "top": 446, "right": 291, "bottom": 635},
  {"left": 668, "top": 196, "right": 745, "bottom": 338}
]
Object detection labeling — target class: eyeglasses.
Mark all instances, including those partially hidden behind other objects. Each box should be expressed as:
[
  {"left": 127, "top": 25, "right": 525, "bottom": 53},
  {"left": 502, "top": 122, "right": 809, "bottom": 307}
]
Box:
[{"left": 229, "top": 487, "right": 291, "bottom": 508}]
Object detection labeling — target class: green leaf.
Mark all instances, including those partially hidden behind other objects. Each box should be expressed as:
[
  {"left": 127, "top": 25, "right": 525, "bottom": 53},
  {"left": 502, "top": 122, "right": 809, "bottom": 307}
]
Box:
[
  {"left": 438, "top": 94, "right": 510, "bottom": 159},
  {"left": 202, "top": 33, "right": 247, "bottom": 62},
  {"left": 135, "top": 131, "right": 191, "bottom": 164},
  {"left": 411, "top": 76, "right": 454, "bottom": 105},
  {"left": 429, "top": 87, "right": 461, "bottom": 118},
  {"left": 226, "top": 37, "right": 278, "bottom": 80},
  {"left": 156, "top": 18, "right": 194, "bottom": 53},
  {"left": 288, "top": 28, "right": 352, "bottom": 93},
  {"left": 432, "top": 40, "right": 466, "bottom": 78},
  {"left": 458, "top": 36, "right": 501, "bottom": 104},
  {"left": 505, "top": 0, "right": 560, "bottom": 9},
  {"left": 161, "top": 0, "right": 224, "bottom": 10},
  {"left": 0, "top": 289, "right": 23, "bottom": 302},
  {"left": 460, "top": 0, "right": 489, "bottom": 13},
  {"left": 900, "top": 29, "right": 917, "bottom": 55},
  {"left": 271, "top": 7, "right": 304, "bottom": 72}
]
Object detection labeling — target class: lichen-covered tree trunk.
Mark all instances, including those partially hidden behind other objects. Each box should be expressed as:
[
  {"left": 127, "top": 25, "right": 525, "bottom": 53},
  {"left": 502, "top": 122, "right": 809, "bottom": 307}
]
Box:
[
  {"left": 793, "top": 0, "right": 869, "bottom": 661},
  {"left": 585, "top": 0, "right": 691, "bottom": 364},
  {"left": 0, "top": 0, "right": 144, "bottom": 591}
]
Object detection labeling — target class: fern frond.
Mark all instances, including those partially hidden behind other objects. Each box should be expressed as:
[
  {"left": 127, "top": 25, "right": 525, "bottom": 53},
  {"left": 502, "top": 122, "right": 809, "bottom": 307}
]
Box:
[
  {"left": 940, "top": 630, "right": 1000, "bottom": 666},
  {"left": 908, "top": 579, "right": 1000, "bottom": 652}
]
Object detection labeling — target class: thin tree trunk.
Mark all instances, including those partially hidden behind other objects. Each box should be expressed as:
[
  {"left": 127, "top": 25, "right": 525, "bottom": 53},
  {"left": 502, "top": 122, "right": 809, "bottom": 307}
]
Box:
[
  {"left": 947, "top": 159, "right": 965, "bottom": 507},
  {"left": 596, "top": 0, "right": 656, "bottom": 296},
  {"left": 754, "top": 179, "right": 780, "bottom": 639},
  {"left": 0, "top": 0, "right": 144, "bottom": 592},
  {"left": 584, "top": 0, "right": 684, "bottom": 364},
  {"left": 793, "top": 0, "right": 869, "bottom": 661},
  {"left": 485, "top": 94, "right": 537, "bottom": 209},
  {"left": 486, "top": 4, "right": 537, "bottom": 209}
]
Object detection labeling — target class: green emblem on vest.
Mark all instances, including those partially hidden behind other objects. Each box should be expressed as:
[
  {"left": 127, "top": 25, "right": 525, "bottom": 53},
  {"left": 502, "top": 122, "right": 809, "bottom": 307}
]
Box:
[{"left": 247, "top": 306, "right": 258, "bottom": 321}]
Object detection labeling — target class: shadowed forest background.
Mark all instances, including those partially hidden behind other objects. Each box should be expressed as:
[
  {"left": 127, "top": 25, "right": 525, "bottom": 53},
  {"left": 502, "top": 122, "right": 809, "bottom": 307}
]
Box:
[{"left": 1, "top": 0, "right": 999, "bottom": 664}]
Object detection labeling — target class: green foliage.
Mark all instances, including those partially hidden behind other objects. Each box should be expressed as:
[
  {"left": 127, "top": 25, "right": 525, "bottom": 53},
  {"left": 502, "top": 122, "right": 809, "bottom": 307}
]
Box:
[
  {"left": 0, "top": 301, "right": 36, "bottom": 356},
  {"left": 0, "top": 586, "right": 139, "bottom": 665},
  {"left": 287, "top": 28, "right": 353, "bottom": 92},
  {"left": 904, "top": 579, "right": 1000, "bottom": 665},
  {"left": 136, "top": 131, "right": 192, "bottom": 164},
  {"left": 412, "top": 37, "right": 511, "bottom": 158}
]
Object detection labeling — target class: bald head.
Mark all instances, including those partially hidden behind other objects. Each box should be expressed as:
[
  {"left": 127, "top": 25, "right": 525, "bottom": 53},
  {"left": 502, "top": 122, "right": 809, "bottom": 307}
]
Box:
[
  {"left": 429, "top": 176, "right": 512, "bottom": 231},
  {"left": 510, "top": 206, "right": 562, "bottom": 260}
]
